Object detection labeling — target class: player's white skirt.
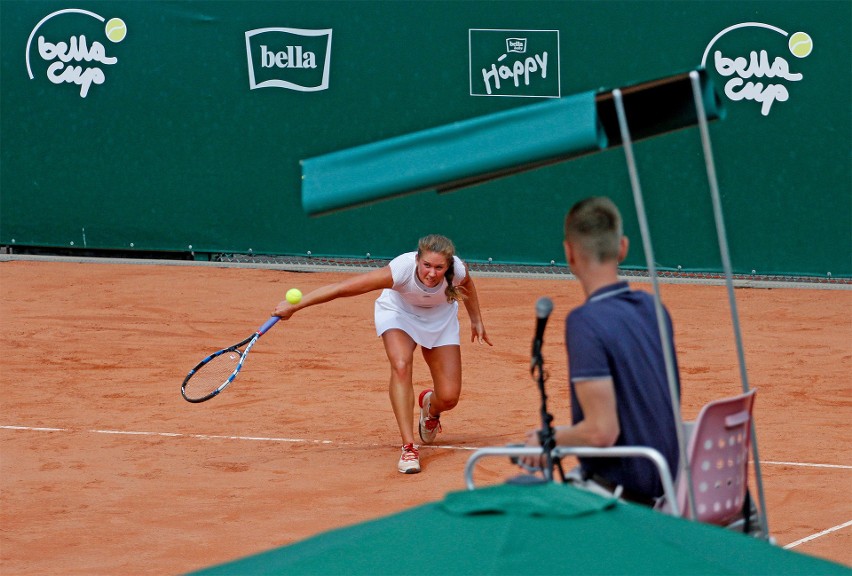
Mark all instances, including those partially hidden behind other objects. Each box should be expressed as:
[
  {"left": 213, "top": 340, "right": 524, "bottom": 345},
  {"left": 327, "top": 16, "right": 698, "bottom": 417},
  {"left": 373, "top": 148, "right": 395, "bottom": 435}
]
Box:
[{"left": 374, "top": 295, "right": 460, "bottom": 349}]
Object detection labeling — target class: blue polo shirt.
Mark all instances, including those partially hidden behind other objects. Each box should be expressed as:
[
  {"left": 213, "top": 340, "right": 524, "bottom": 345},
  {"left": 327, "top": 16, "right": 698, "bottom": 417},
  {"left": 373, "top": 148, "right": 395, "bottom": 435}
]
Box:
[{"left": 566, "top": 281, "right": 680, "bottom": 499}]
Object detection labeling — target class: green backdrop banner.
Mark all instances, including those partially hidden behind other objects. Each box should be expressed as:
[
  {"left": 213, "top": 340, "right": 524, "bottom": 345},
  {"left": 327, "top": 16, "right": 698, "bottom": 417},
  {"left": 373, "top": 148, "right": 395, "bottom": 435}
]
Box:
[{"left": 1, "top": 1, "right": 849, "bottom": 277}]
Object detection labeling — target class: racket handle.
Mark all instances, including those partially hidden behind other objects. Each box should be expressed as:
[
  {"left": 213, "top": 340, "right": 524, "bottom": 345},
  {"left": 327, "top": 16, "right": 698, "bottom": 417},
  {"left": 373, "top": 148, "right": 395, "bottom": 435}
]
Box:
[{"left": 257, "top": 315, "right": 280, "bottom": 335}]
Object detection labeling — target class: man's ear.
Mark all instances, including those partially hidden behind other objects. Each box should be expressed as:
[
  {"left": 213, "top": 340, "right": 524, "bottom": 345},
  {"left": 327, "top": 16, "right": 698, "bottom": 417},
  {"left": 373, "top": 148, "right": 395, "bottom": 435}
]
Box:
[
  {"left": 617, "top": 236, "right": 629, "bottom": 263},
  {"left": 564, "top": 239, "right": 574, "bottom": 267}
]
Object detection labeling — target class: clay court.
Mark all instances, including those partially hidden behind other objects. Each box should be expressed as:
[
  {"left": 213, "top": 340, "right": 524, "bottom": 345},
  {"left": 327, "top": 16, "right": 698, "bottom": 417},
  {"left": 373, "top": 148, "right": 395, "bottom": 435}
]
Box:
[{"left": 1, "top": 258, "right": 849, "bottom": 574}]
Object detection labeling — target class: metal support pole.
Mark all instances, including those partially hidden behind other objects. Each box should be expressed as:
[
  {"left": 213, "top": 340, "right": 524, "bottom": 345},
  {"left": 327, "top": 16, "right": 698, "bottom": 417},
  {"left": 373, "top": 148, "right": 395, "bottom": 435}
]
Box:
[
  {"left": 688, "top": 70, "right": 769, "bottom": 538},
  {"left": 612, "top": 88, "right": 696, "bottom": 520}
]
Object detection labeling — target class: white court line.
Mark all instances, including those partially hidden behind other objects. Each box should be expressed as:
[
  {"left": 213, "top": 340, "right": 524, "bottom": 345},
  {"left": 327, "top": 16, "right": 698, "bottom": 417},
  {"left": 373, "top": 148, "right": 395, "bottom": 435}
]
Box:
[
  {"left": 762, "top": 460, "right": 852, "bottom": 470},
  {"left": 94, "top": 429, "right": 182, "bottom": 437},
  {"left": 1, "top": 425, "right": 847, "bottom": 460},
  {"left": 784, "top": 520, "right": 852, "bottom": 549},
  {"left": 0, "top": 425, "right": 480, "bottom": 450},
  {"left": 190, "top": 434, "right": 334, "bottom": 444},
  {"left": 1, "top": 425, "right": 846, "bottom": 459},
  {"left": 2, "top": 425, "right": 66, "bottom": 432}
]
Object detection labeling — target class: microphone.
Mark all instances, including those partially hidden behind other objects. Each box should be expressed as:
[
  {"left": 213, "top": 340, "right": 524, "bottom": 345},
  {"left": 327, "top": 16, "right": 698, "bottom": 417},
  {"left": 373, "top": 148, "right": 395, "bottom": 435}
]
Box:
[{"left": 531, "top": 297, "right": 554, "bottom": 369}]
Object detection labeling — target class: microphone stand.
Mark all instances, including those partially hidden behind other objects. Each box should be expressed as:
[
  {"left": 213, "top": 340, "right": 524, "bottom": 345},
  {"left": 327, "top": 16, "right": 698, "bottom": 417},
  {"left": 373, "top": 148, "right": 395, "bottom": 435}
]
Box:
[{"left": 531, "top": 351, "right": 566, "bottom": 483}]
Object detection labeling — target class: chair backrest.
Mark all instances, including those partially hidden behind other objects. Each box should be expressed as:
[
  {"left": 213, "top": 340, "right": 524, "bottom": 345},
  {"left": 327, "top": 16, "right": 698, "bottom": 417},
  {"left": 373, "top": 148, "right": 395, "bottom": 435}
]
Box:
[{"left": 677, "top": 389, "right": 756, "bottom": 526}]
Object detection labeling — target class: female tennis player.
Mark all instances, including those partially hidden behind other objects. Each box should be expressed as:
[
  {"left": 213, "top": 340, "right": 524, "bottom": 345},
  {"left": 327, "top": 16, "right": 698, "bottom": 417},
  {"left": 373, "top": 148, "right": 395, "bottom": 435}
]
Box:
[{"left": 273, "top": 234, "right": 491, "bottom": 474}]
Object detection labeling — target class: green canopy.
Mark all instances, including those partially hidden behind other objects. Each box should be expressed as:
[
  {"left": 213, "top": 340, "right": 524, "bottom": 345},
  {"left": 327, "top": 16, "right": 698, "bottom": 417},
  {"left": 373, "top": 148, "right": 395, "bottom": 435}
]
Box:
[
  {"left": 300, "top": 69, "right": 725, "bottom": 216},
  {"left": 190, "top": 483, "right": 848, "bottom": 575},
  {"left": 301, "top": 91, "right": 605, "bottom": 215}
]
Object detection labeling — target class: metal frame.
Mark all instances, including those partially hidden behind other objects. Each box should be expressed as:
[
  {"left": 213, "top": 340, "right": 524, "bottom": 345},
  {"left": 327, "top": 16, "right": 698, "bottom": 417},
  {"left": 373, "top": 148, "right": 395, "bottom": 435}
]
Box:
[
  {"left": 462, "top": 69, "right": 770, "bottom": 540},
  {"left": 463, "top": 445, "right": 679, "bottom": 517},
  {"left": 608, "top": 70, "right": 769, "bottom": 537}
]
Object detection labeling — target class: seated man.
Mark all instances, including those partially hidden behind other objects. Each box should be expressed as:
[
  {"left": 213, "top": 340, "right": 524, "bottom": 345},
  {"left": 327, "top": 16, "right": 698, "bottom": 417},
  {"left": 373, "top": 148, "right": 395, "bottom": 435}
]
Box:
[{"left": 521, "top": 196, "right": 680, "bottom": 505}]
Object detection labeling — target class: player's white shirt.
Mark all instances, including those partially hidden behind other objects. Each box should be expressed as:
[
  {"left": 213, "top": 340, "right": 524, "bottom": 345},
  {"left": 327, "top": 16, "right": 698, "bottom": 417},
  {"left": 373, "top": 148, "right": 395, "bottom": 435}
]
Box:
[{"left": 374, "top": 252, "right": 466, "bottom": 348}]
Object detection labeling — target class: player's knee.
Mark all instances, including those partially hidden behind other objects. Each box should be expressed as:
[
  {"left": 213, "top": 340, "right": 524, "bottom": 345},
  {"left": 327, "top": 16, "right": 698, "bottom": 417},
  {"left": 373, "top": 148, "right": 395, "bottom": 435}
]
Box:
[
  {"left": 433, "top": 393, "right": 459, "bottom": 412},
  {"left": 388, "top": 358, "right": 413, "bottom": 379}
]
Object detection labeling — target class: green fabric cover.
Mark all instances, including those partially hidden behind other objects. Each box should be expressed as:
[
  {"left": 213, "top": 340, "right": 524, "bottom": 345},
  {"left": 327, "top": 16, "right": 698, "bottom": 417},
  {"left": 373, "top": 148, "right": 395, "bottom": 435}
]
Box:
[
  {"left": 300, "top": 91, "right": 606, "bottom": 215},
  {"left": 190, "top": 483, "right": 850, "bottom": 575}
]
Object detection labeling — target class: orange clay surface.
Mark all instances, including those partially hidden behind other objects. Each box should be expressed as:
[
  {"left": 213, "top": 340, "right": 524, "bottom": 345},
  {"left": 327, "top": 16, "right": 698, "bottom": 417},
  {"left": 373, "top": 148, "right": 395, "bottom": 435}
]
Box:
[{"left": 1, "top": 259, "right": 850, "bottom": 574}]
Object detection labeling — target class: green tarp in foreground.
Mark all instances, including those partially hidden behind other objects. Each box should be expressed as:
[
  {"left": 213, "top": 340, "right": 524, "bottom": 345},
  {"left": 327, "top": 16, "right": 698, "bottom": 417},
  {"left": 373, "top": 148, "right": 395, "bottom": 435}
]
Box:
[{"left": 190, "top": 483, "right": 849, "bottom": 575}]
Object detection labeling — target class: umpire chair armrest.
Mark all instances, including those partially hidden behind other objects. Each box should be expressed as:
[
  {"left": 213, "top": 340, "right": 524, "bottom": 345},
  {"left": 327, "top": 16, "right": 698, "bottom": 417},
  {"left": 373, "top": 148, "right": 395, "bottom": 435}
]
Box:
[{"left": 464, "top": 445, "right": 679, "bottom": 517}]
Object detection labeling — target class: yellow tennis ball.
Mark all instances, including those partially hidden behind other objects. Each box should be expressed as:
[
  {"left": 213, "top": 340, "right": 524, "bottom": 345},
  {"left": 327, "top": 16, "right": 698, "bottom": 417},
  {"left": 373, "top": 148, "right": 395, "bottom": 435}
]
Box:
[
  {"left": 788, "top": 31, "right": 812, "bottom": 58},
  {"left": 286, "top": 288, "right": 302, "bottom": 304},
  {"left": 105, "top": 18, "right": 127, "bottom": 43}
]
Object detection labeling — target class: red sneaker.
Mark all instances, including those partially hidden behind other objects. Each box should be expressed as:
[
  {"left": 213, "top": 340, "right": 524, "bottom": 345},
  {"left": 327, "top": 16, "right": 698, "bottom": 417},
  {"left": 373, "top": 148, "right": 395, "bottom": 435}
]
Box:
[
  {"left": 418, "top": 389, "right": 442, "bottom": 444},
  {"left": 397, "top": 443, "right": 421, "bottom": 474}
]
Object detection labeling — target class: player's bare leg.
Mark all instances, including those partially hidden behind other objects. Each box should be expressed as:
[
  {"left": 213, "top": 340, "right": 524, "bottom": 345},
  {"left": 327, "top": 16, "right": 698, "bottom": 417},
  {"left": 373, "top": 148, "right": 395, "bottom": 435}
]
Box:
[
  {"left": 421, "top": 344, "right": 462, "bottom": 416},
  {"left": 381, "top": 329, "right": 418, "bottom": 445},
  {"left": 418, "top": 345, "right": 462, "bottom": 443}
]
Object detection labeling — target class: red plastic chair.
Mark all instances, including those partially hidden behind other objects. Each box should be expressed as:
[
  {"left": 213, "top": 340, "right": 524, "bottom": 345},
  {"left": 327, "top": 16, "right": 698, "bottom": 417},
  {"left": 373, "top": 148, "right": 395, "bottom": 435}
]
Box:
[{"left": 674, "top": 389, "right": 757, "bottom": 527}]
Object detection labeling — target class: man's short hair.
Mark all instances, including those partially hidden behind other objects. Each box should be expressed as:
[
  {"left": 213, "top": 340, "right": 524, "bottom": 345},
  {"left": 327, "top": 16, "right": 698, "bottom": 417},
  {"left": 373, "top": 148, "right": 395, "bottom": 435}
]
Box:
[{"left": 564, "top": 196, "right": 623, "bottom": 262}]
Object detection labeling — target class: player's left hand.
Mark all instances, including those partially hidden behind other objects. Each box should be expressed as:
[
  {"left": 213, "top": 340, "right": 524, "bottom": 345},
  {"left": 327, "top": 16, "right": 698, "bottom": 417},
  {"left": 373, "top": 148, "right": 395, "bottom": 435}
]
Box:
[{"left": 470, "top": 321, "right": 492, "bottom": 346}]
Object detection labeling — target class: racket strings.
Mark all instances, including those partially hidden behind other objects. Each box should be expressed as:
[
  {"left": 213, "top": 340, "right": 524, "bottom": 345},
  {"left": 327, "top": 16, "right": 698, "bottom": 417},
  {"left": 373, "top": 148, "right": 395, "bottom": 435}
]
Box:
[{"left": 183, "top": 350, "right": 243, "bottom": 400}]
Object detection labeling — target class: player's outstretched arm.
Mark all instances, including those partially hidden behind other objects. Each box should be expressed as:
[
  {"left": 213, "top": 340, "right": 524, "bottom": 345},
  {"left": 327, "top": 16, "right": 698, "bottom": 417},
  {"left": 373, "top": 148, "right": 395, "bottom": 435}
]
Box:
[{"left": 273, "top": 266, "right": 394, "bottom": 319}]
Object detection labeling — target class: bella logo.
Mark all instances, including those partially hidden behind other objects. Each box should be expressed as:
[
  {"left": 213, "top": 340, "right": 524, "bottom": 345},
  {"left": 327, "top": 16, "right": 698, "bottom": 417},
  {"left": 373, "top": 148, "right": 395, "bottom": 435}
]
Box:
[
  {"left": 506, "top": 38, "right": 526, "bottom": 53},
  {"left": 469, "top": 29, "right": 560, "bottom": 98},
  {"left": 260, "top": 45, "right": 317, "bottom": 69},
  {"left": 246, "top": 27, "right": 332, "bottom": 92},
  {"left": 26, "top": 8, "right": 126, "bottom": 98},
  {"left": 702, "top": 22, "right": 812, "bottom": 116}
]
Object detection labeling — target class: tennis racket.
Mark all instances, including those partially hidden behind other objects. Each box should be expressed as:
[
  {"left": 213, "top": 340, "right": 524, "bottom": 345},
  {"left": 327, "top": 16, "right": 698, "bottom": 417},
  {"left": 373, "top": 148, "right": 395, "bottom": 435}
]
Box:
[{"left": 181, "top": 316, "right": 279, "bottom": 403}]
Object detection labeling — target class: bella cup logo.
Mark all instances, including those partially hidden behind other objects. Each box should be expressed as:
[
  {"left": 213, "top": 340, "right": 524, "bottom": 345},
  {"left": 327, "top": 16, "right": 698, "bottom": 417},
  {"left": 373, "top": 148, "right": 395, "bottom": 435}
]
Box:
[
  {"left": 26, "top": 8, "right": 126, "bottom": 98},
  {"left": 506, "top": 38, "right": 526, "bottom": 53},
  {"left": 469, "top": 29, "right": 560, "bottom": 98},
  {"left": 701, "top": 22, "right": 812, "bottom": 116},
  {"left": 245, "top": 27, "right": 332, "bottom": 91}
]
